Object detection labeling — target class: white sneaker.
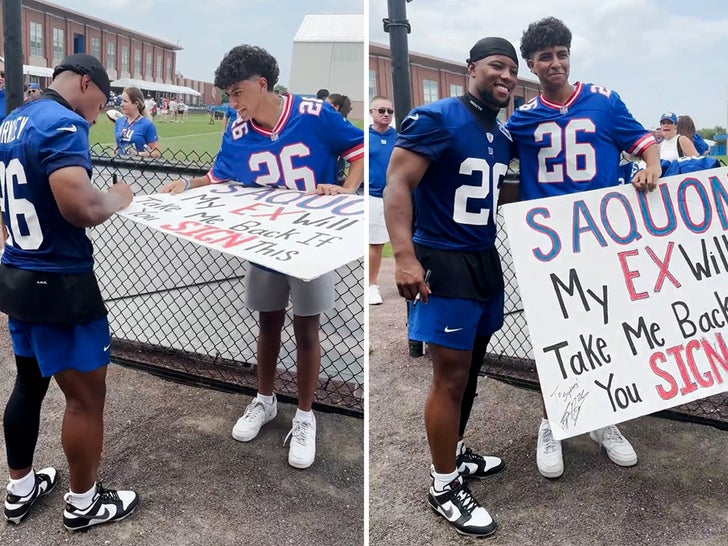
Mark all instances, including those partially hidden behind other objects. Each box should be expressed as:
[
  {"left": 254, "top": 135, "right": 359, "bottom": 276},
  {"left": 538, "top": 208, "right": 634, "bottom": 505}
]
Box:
[
  {"left": 536, "top": 419, "right": 563, "bottom": 478},
  {"left": 231, "top": 395, "right": 277, "bottom": 442},
  {"left": 369, "top": 285, "right": 383, "bottom": 305},
  {"left": 285, "top": 415, "right": 316, "bottom": 469},
  {"left": 590, "top": 425, "right": 638, "bottom": 467}
]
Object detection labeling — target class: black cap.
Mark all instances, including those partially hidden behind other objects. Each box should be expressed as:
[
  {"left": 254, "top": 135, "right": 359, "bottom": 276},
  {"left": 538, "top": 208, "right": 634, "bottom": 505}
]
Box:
[
  {"left": 467, "top": 37, "right": 519, "bottom": 66},
  {"left": 53, "top": 54, "right": 111, "bottom": 100}
]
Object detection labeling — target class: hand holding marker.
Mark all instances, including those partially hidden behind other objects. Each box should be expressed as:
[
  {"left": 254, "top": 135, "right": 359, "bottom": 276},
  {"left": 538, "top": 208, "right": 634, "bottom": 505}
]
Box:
[{"left": 413, "top": 269, "right": 431, "bottom": 306}]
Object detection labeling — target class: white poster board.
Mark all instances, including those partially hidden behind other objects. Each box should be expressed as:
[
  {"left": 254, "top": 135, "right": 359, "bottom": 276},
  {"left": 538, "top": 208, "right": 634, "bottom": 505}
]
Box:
[
  {"left": 503, "top": 167, "right": 728, "bottom": 439},
  {"left": 116, "top": 183, "right": 364, "bottom": 281}
]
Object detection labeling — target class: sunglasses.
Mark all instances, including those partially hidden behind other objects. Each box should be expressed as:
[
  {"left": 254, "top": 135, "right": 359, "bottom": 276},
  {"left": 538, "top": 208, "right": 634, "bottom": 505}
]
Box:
[
  {"left": 0, "top": 73, "right": 4, "bottom": 78},
  {"left": 374, "top": 108, "right": 394, "bottom": 115}
]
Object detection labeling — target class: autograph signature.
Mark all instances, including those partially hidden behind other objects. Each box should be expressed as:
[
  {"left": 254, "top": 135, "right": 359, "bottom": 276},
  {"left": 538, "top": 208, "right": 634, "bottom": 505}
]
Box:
[{"left": 550, "top": 382, "right": 590, "bottom": 430}]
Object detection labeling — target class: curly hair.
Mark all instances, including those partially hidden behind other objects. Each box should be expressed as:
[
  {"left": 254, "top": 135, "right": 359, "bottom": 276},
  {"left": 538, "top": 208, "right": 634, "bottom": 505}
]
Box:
[
  {"left": 214, "top": 45, "right": 279, "bottom": 90},
  {"left": 520, "top": 16, "right": 572, "bottom": 60}
]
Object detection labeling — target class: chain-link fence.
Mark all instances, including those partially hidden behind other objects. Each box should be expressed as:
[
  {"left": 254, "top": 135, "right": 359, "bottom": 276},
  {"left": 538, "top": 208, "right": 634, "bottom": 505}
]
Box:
[
  {"left": 89, "top": 146, "right": 364, "bottom": 415},
  {"left": 481, "top": 211, "right": 727, "bottom": 430}
]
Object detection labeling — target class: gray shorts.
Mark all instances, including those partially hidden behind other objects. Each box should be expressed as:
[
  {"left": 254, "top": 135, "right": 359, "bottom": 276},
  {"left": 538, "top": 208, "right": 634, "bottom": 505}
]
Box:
[{"left": 245, "top": 266, "right": 335, "bottom": 316}]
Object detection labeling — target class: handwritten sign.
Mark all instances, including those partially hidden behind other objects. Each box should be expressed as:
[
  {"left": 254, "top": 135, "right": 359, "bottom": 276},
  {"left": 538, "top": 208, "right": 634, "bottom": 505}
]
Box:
[
  {"left": 116, "top": 183, "right": 364, "bottom": 281},
  {"left": 502, "top": 167, "right": 728, "bottom": 439}
]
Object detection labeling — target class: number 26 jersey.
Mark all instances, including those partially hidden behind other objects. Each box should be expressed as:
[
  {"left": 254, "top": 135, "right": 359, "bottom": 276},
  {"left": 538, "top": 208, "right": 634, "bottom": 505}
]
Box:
[
  {"left": 208, "top": 94, "right": 364, "bottom": 191},
  {"left": 395, "top": 97, "right": 515, "bottom": 252}
]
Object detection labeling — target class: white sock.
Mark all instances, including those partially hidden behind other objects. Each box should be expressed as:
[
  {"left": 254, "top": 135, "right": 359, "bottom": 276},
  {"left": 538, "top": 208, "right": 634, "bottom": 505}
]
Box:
[
  {"left": 432, "top": 469, "right": 460, "bottom": 492},
  {"left": 67, "top": 483, "right": 97, "bottom": 509},
  {"left": 456, "top": 440, "right": 465, "bottom": 457},
  {"left": 294, "top": 408, "right": 314, "bottom": 423},
  {"left": 257, "top": 393, "right": 275, "bottom": 405},
  {"left": 8, "top": 470, "right": 35, "bottom": 497}
]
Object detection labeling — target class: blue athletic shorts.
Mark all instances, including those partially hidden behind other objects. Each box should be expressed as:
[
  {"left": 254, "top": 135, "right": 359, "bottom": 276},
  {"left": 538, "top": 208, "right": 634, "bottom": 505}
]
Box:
[
  {"left": 408, "top": 293, "right": 504, "bottom": 351},
  {"left": 8, "top": 316, "right": 111, "bottom": 377}
]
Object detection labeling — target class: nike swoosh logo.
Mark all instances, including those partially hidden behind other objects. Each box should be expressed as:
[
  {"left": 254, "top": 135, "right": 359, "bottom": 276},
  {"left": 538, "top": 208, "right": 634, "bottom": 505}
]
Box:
[
  {"left": 440, "top": 504, "right": 454, "bottom": 518},
  {"left": 103, "top": 344, "right": 111, "bottom": 352},
  {"left": 444, "top": 327, "right": 463, "bottom": 333},
  {"left": 57, "top": 125, "right": 78, "bottom": 133},
  {"left": 85, "top": 506, "right": 111, "bottom": 523},
  {"left": 406, "top": 113, "right": 419, "bottom": 122}
]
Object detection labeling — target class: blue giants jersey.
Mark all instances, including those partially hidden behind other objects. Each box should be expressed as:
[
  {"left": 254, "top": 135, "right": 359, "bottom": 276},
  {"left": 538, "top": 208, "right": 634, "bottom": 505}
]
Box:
[
  {"left": 114, "top": 115, "right": 158, "bottom": 155},
  {"left": 0, "top": 96, "right": 95, "bottom": 273},
  {"left": 209, "top": 94, "right": 364, "bottom": 191},
  {"left": 395, "top": 97, "right": 515, "bottom": 252},
  {"left": 506, "top": 82, "right": 656, "bottom": 200}
]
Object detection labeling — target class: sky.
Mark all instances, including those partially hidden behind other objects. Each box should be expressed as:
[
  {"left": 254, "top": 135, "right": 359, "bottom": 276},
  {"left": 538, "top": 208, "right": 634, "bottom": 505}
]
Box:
[
  {"left": 46, "top": 0, "right": 362, "bottom": 87},
  {"left": 370, "top": 0, "right": 728, "bottom": 131}
]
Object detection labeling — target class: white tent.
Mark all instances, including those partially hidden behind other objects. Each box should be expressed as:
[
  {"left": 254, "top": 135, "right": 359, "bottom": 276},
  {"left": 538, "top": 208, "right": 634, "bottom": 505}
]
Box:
[
  {"left": 110, "top": 77, "right": 200, "bottom": 97},
  {"left": 288, "top": 14, "right": 364, "bottom": 118},
  {"left": 0, "top": 56, "right": 54, "bottom": 78}
]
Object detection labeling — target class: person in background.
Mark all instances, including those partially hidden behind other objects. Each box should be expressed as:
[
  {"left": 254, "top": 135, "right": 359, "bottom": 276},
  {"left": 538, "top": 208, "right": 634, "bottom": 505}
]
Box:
[
  {"left": 0, "top": 53, "right": 138, "bottom": 531},
  {"left": 114, "top": 86, "right": 161, "bottom": 158},
  {"left": 677, "top": 114, "right": 709, "bottom": 156},
  {"left": 160, "top": 44, "right": 364, "bottom": 469},
  {"left": 385, "top": 36, "right": 519, "bottom": 537},
  {"left": 0, "top": 70, "right": 6, "bottom": 123},
  {"left": 316, "top": 88, "right": 329, "bottom": 101},
  {"left": 326, "top": 94, "right": 353, "bottom": 185},
  {"left": 506, "top": 16, "right": 660, "bottom": 480},
  {"left": 368, "top": 96, "right": 396, "bottom": 306},
  {"left": 326, "top": 93, "right": 352, "bottom": 119},
  {"left": 658, "top": 111, "right": 697, "bottom": 160},
  {"left": 144, "top": 94, "right": 157, "bottom": 119},
  {"left": 25, "top": 82, "right": 42, "bottom": 103},
  {"left": 222, "top": 103, "right": 237, "bottom": 134}
]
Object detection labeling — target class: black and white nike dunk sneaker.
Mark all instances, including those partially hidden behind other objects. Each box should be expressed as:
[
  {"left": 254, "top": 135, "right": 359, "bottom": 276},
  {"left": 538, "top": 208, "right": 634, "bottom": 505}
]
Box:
[
  {"left": 63, "top": 483, "right": 139, "bottom": 531},
  {"left": 4, "top": 467, "right": 58, "bottom": 524},
  {"left": 427, "top": 476, "right": 497, "bottom": 537},
  {"left": 456, "top": 446, "right": 505, "bottom": 479}
]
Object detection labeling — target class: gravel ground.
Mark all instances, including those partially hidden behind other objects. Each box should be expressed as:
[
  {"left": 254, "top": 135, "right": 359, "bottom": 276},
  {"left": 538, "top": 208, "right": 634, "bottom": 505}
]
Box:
[
  {"left": 0, "top": 315, "right": 363, "bottom": 546},
  {"left": 369, "top": 257, "right": 728, "bottom": 546}
]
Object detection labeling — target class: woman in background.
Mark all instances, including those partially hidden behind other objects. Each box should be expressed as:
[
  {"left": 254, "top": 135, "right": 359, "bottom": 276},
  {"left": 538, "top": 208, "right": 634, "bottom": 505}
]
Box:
[
  {"left": 114, "top": 86, "right": 161, "bottom": 158},
  {"left": 677, "top": 115, "right": 710, "bottom": 156}
]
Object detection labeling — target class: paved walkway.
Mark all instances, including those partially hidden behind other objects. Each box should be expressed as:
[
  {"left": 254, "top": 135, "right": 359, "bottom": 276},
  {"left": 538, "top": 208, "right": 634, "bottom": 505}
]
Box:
[{"left": 0, "top": 316, "right": 363, "bottom": 546}]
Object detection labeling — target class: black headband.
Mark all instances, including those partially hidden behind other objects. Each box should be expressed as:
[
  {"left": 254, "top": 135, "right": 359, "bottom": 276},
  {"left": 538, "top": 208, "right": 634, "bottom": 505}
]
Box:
[{"left": 467, "top": 37, "right": 519, "bottom": 66}]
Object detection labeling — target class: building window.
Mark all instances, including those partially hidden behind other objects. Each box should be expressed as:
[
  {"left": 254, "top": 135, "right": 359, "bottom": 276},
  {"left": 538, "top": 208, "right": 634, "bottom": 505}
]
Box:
[
  {"left": 52, "top": 28, "right": 65, "bottom": 65},
  {"left": 155, "top": 55, "right": 162, "bottom": 78},
  {"left": 106, "top": 41, "right": 116, "bottom": 71},
  {"left": 145, "top": 52, "right": 152, "bottom": 76},
  {"left": 449, "top": 84, "right": 463, "bottom": 97},
  {"left": 423, "top": 79, "right": 438, "bottom": 104},
  {"left": 30, "top": 22, "right": 43, "bottom": 57},
  {"left": 369, "top": 70, "right": 376, "bottom": 100},
  {"left": 90, "top": 37, "right": 101, "bottom": 60},
  {"left": 134, "top": 49, "right": 141, "bottom": 75},
  {"left": 165, "top": 58, "right": 172, "bottom": 80},
  {"left": 513, "top": 95, "right": 525, "bottom": 109},
  {"left": 121, "top": 46, "right": 129, "bottom": 73}
]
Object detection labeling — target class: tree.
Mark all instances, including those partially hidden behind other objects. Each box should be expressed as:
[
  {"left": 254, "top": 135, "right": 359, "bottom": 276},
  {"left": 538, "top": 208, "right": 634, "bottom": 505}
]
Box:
[
  {"left": 274, "top": 84, "right": 288, "bottom": 95},
  {"left": 698, "top": 126, "right": 726, "bottom": 140}
]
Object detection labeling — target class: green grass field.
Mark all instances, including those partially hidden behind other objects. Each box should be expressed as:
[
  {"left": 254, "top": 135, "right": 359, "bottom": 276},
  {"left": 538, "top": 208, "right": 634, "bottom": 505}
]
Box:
[
  {"left": 90, "top": 111, "right": 365, "bottom": 158},
  {"left": 90, "top": 111, "right": 225, "bottom": 156}
]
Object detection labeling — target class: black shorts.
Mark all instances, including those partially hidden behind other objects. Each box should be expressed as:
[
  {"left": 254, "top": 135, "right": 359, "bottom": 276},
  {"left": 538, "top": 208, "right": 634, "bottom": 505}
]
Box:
[{"left": 414, "top": 243, "right": 504, "bottom": 302}]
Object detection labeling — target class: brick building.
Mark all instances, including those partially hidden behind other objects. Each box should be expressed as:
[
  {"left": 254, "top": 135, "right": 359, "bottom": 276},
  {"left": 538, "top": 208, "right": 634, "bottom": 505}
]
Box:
[
  {"left": 0, "top": 0, "right": 219, "bottom": 105},
  {"left": 369, "top": 41, "right": 541, "bottom": 120}
]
